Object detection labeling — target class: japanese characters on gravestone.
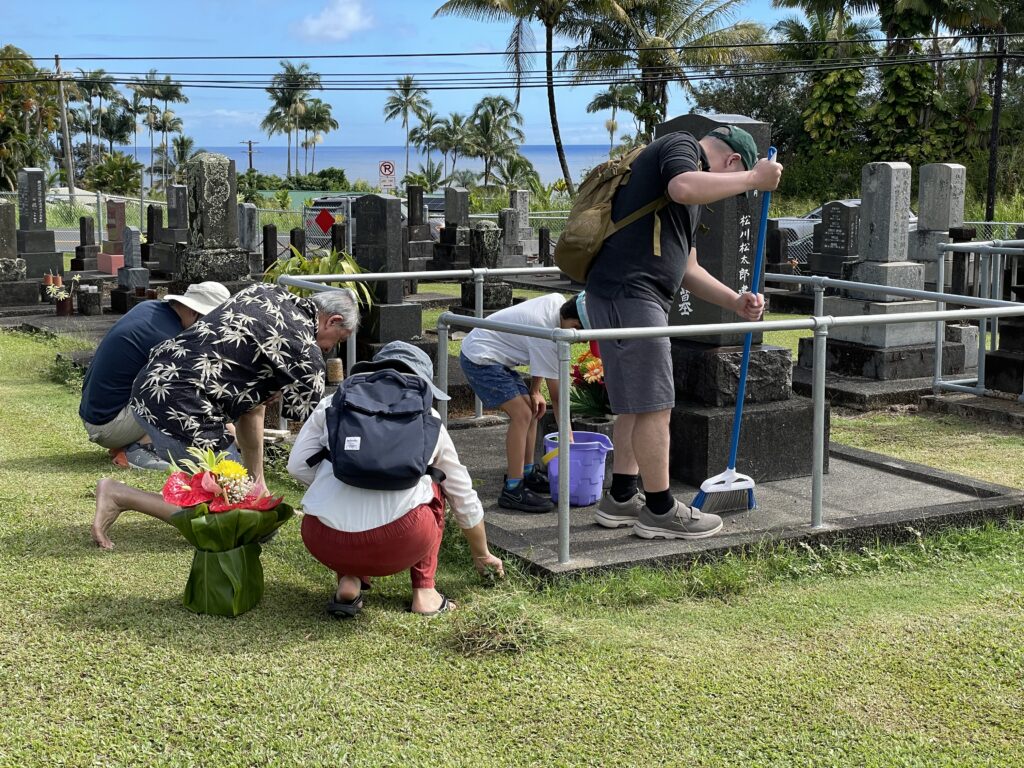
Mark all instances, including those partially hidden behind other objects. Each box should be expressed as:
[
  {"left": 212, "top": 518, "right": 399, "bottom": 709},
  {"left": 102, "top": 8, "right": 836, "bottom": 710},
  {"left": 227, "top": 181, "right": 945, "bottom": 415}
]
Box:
[
  {"left": 445, "top": 186, "right": 470, "bottom": 245},
  {"left": 498, "top": 207, "right": 526, "bottom": 268},
  {"left": 116, "top": 226, "right": 150, "bottom": 298},
  {"left": 807, "top": 200, "right": 860, "bottom": 280},
  {"left": 510, "top": 189, "right": 536, "bottom": 258},
  {"left": 173, "top": 153, "right": 251, "bottom": 290},
  {"left": 15, "top": 168, "right": 62, "bottom": 279},
  {"left": 0, "top": 199, "right": 38, "bottom": 306},
  {"left": 352, "top": 194, "right": 423, "bottom": 356},
  {"left": 652, "top": 113, "right": 815, "bottom": 487}
]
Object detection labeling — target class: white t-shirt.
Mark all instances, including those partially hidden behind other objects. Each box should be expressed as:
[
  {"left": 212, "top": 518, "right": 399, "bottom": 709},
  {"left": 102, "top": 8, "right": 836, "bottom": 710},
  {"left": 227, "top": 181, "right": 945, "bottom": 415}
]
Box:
[
  {"left": 460, "top": 293, "right": 565, "bottom": 379},
  {"left": 286, "top": 396, "right": 483, "bottom": 533}
]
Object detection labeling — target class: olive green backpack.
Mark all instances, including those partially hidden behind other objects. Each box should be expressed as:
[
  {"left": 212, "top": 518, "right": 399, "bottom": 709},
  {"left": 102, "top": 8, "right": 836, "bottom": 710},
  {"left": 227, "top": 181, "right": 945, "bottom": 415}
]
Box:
[{"left": 553, "top": 144, "right": 668, "bottom": 282}]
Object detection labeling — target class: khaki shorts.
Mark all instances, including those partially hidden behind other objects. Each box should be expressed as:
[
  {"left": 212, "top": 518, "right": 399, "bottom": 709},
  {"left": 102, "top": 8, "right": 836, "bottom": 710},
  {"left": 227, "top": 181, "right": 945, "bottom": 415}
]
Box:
[{"left": 82, "top": 405, "right": 146, "bottom": 450}]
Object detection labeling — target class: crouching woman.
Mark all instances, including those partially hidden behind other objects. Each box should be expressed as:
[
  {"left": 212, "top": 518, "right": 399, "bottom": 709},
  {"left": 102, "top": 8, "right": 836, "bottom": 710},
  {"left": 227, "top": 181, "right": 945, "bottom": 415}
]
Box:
[{"left": 287, "top": 341, "right": 504, "bottom": 617}]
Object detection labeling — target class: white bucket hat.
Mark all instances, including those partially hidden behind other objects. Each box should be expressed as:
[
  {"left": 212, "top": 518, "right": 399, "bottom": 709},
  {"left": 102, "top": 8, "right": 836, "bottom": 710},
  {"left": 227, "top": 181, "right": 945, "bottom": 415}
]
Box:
[{"left": 163, "top": 282, "right": 230, "bottom": 316}]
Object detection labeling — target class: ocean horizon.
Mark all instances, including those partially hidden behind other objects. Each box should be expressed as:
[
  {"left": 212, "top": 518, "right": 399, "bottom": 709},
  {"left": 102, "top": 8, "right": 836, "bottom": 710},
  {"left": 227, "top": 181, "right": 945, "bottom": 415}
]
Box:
[{"left": 127, "top": 144, "right": 613, "bottom": 189}]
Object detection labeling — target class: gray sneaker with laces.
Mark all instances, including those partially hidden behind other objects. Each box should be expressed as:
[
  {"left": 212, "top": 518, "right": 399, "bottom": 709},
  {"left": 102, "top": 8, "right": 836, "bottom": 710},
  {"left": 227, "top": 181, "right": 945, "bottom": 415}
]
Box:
[
  {"left": 125, "top": 442, "right": 171, "bottom": 472},
  {"left": 633, "top": 499, "right": 723, "bottom": 540},
  {"left": 594, "top": 491, "right": 646, "bottom": 529}
]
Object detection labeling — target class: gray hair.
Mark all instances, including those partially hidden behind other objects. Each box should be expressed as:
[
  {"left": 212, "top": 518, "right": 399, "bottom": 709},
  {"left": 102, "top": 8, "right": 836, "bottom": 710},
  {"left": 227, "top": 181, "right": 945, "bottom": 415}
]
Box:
[{"left": 310, "top": 288, "right": 360, "bottom": 332}]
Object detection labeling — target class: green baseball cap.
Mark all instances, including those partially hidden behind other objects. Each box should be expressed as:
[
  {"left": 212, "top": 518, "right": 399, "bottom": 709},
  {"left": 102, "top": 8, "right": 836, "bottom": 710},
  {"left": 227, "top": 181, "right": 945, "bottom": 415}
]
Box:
[{"left": 704, "top": 125, "right": 758, "bottom": 170}]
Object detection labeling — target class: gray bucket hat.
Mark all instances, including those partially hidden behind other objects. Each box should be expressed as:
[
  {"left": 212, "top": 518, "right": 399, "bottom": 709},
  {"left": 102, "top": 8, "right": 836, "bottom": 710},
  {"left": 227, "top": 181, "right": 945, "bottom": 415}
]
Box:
[{"left": 350, "top": 340, "right": 450, "bottom": 401}]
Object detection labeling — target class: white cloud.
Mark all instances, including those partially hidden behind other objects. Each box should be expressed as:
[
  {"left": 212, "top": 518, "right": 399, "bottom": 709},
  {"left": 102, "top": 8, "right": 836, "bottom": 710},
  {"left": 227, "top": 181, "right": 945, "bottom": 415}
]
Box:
[{"left": 297, "top": 0, "right": 373, "bottom": 41}]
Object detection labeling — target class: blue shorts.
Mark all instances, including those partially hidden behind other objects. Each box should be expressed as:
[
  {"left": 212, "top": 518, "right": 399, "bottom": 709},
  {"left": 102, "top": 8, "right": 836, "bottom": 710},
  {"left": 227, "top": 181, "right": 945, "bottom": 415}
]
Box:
[
  {"left": 459, "top": 352, "right": 529, "bottom": 409},
  {"left": 133, "top": 412, "right": 241, "bottom": 465}
]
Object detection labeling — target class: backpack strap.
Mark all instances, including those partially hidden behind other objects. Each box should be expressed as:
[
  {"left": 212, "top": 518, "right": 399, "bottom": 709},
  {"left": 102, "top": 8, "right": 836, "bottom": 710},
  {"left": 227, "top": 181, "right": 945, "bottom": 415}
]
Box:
[
  {"left": 609, "top": 194, "right": 668, "bottom": 236},
  {"left": 306, "top": 445, "right": 446, "bottom": 486}
]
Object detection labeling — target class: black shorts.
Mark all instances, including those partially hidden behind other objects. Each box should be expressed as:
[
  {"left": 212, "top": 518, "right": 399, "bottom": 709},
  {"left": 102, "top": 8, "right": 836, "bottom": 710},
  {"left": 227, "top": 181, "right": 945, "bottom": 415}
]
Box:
[{"left": 585, "top": 293, "right": 674, "bottom": 414}]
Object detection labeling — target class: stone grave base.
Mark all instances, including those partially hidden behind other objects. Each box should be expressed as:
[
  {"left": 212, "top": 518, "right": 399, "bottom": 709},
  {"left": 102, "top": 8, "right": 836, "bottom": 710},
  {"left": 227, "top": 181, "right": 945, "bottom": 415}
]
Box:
[
  {"left": 668, "top": 395, "right": 825, "bottom": 486},
  {"left": 762, "top": 288, "right": 845, "bottom": 316},
  {"left": 797, "top": 338, "right": 965, "bottom": 380},
  {"left": 790, "top": 366, "right": 950, "bottom": 409},
  {"left": 0, "top": 281, "right": 40, "bottom": 306},
  {"left": 70, "top": 257, "right": 98, "bottom": 272},
  {"left": 22, "top": 252, "right": 64, "bottom": 279},
  {"left": 983, "top": 350, "right": 1024, "bottom": 395},
  {"left": 920, "top": 393, "right": 1024, "bottom": 430},
  {"left": 360, "top": 303, "right": 423, "bottom": 345},
  {"left": 175, "top": 247, "right": 251, "bottom": 285},
  {"left": 97, "top": 253, "right": 124, "bottom": 275},
  {"left": 671, "top": 340, "right": 790, "bottom": 406}
]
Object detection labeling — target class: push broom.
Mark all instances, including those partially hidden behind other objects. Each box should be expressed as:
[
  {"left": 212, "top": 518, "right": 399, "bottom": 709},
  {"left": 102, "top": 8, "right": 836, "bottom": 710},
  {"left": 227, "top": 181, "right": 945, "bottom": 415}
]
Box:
[{"left": 691, "top": 146, "right": 777, "bottom": 514}]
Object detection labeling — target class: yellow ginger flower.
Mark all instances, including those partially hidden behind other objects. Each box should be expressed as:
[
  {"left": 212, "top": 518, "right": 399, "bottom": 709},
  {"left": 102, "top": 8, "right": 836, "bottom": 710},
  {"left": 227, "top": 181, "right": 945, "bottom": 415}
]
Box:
[{"left": 213, "top": 459, "right": 248, "bottom": 482}]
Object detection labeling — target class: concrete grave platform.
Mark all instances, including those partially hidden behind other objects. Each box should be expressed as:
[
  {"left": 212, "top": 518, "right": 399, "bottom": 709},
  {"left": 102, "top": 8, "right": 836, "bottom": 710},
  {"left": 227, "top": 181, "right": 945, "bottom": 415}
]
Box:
[
  {"left": 790, "top": 365, "right": 950, "bottom": 409},
  {"left": 449, "top": 423, "right": 1023, "bottom": 576},
  {"left": 920, "top": 392, "right": 1024, "bottom": 430}
]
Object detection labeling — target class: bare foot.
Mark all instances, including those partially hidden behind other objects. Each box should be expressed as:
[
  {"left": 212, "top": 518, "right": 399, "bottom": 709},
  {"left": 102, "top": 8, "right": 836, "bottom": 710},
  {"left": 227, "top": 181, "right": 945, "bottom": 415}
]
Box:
[
  {"left": 410, "top": 587, "right": 456, "bottom": 615},
  {"left": 335, "top": 575, "right": 362, "bottom": 602},
  {"left": 91, "top": 478, "right": 124, "bottom": 550}
]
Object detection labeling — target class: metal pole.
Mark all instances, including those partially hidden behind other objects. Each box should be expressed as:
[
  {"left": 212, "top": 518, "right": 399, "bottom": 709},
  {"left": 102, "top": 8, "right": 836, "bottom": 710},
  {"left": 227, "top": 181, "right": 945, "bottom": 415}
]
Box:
[
  {"left": 474, "top": 270, "right": 484, "bottom": 419},
  {"left": 96, "top": 190, "right": 102, "bottom": 240},
  {"left": 437, "top": 318, "right": 449, "bottom": 425},
  {"left": 978, "top": 254, "right": 990, "bottom": 385},
  {"left": 54, "top": 55, "right": 76, "bottom": 208},
  {"left": 811, "top": 321, "right": 828, "bottom": 529},
  {"left": 346, "top": 328, "right": 357, "bottom": 377},
  {"left": 557, "top": 338, "right": 572, "bottom": 564},
  {"left": 934, "top": 241, "right": 946, "bottom": 391},
  {"left": 985, "top": 33, "right": 1006, "bottom": 222},
  {"left": 138, "top": 169, "right": 144, "bottom": 231}
]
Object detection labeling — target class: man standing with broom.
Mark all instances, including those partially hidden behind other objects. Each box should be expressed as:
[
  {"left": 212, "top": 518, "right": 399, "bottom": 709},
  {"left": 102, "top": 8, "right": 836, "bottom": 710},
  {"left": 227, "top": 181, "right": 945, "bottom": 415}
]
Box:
[{"left": 586, "top": 126, "right": 782, "bottom": 539}]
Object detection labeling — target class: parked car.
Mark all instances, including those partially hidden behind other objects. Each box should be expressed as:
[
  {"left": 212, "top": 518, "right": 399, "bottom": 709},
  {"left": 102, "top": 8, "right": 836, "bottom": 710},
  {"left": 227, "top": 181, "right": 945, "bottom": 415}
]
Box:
[{"left": 773, "top": 198, "right": 917, "bottom": 240}]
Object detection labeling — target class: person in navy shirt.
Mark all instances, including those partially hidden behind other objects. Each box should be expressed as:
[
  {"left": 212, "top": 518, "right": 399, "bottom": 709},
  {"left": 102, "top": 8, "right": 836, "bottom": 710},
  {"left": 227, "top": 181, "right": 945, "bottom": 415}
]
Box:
[{"left": 79, "top": 282, "right": 229, "bottom": 469}]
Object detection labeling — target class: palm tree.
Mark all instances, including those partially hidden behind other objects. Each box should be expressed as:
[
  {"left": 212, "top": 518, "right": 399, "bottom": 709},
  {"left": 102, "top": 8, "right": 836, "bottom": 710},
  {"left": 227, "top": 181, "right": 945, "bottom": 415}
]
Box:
[
  {"left": 435, "top": 111, "right": 471, "bottom": 182},
  {"left": 467, "top": 95, "right": 525, "bottom": 189},
  {"left": 267, "top": 61, "right": 322, "bottom": 178},
  {"left": 153, "top": 110, "right": 183, "bottom": 189},
  {"left": 101, "top": 99, "right": 136, "bottom": 154},
  {"left": 447, "top": 168, "right": 479, "bottom": 188},
  {"left": 409, "top": 110, "right": 443, "bottom": 170},
  {"left": 300, "top": 98, "right": 338, "bottom": 174},
  {"left": 154, "top": 134, "right": 205, "bottom": 183},
  {"left": 435, "top": 0, "right": 593, "bottom": 194},
  {"left": 383, "top": 75, "right": 432, "bottom": 179},
  {"left": 492, "top": 152, "right": 541, "bottom": 193},
  {"left": 152, "top": 75, "right": 188, "bottom": 188},
  {"left": 586, "top": 83, "right": 639, "bottom": 153},
  {"left": 75, "top": 68, "right": 117, "bottom": 163},
  {"left": 260, "top": 104, "right": 290, "bottom": 172},
  {"left": 129, "top": 69, "right": 162, "bottom": 192},
  {"left": 403, "top": 159, "right": 444, "bottom": 192},
  {"left": 567, "top": 0, "right": 764, "bottom": 140}
]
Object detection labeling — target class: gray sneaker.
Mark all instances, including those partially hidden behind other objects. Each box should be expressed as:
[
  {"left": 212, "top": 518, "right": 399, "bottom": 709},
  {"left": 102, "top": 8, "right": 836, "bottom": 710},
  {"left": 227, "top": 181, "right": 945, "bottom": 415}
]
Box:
[
  {"left": 594, "top": 491, "right": 646, "bottom": 529},
  {"left": 125, "top": 442, "right": 171, "bottom": 472},
  {"left": 633, "top": 499, "right": 724, "bottom": 540}
]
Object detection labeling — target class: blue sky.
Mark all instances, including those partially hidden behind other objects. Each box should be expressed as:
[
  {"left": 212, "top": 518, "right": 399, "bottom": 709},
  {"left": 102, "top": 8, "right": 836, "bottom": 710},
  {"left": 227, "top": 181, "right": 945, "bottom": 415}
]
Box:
[{"left": 3, "top": 0, "right": 789, "bottom": 147}]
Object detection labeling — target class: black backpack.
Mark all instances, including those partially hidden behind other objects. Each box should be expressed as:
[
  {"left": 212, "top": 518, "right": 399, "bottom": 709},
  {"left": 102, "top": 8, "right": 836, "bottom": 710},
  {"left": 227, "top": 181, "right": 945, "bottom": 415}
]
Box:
[{"left": 306, "top": 368, "right": 444, "bottom": 490}]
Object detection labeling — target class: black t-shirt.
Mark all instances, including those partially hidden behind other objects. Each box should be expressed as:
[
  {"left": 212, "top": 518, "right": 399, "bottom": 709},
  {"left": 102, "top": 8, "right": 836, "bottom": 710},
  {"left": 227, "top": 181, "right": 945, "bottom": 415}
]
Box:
[{"left": 585, "top": 132, "right": 704, "bottom": 310}]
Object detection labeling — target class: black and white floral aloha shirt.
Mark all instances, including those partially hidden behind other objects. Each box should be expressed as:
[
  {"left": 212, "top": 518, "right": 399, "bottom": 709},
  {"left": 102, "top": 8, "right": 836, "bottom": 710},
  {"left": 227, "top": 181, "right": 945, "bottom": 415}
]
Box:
[{"left": 131, "top": 283, "right": 325, "bottom": 450}]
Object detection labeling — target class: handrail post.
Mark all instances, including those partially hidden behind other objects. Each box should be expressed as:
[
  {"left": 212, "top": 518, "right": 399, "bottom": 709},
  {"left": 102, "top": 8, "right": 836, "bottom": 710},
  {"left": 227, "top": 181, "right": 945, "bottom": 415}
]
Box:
[
  {"left": 934, "top": 243, "right": 947, "bottom": 392},
  {"left": 474, "top": 269, "right": 485, "bottom": 419},
  {"left": 811, "top": 317, "right": 829, "bottom": 529},
  {"left": 557, "top": 338, "right": 572, "bottom": 565},
  {"left": 437, "top": 316, "right": 449, "bottom": 426},
  {"left": 978, "top": 254, "right": 990, "bottom": 387}
]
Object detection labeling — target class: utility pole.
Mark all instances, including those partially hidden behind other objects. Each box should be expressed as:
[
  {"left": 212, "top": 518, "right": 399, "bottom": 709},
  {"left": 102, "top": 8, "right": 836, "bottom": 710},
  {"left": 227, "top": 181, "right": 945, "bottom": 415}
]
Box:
[
  {"left": 240, "top": 139, "right": 260, "bottom": 172},
  {"left": 985, "top": 32, "right": 1006, "bottom": 223},
  {"left": 54, "top": 54, "right": 76, "bottom": 207}
]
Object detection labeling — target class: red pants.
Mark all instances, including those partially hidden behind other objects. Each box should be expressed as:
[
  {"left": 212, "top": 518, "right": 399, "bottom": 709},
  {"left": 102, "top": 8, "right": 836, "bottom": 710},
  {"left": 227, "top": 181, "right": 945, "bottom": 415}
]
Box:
[{"left": 300, "top": 484, "right": 446, "bottom": 590}]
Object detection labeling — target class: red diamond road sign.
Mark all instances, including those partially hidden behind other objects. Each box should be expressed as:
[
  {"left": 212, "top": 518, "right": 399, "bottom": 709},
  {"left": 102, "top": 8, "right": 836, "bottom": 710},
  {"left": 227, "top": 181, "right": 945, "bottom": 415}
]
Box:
[{"left": 315, "top": 208, "right": 336, "bottom": 234}]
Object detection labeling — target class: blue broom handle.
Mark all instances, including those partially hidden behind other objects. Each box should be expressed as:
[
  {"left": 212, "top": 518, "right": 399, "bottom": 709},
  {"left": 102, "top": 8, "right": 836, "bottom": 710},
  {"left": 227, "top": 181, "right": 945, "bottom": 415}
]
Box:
[{"left": 727, "top": 146, "right": 778, "bottom": 471}]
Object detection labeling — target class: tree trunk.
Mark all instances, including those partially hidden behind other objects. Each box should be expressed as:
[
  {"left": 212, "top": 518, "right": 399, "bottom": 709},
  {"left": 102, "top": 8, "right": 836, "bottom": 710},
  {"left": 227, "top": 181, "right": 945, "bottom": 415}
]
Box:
[
  {"left": 311, "top": 142, "right": 317, "bottom": 174},
  {"left": 547, "top": 24, "right": 575, "bottom": 196},
  {"left": 148, "top": 99, "right": 155, "bottom": 193},
  {"left": 286, "top": 130, "right": 292, "bottom": 177}
]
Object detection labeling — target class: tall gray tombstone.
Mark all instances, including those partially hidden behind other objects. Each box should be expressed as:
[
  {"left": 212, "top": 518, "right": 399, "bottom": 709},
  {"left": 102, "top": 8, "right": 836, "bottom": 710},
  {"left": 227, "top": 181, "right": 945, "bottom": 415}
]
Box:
[
  {"left": 0, "top": 200, "right": 14, "bottom": 260},
  {"left": 498, "top": 207, "right": 526, "bottom": 267},
  {"left": 172, "top": 153, "right": 250, "bottom": 291},
  {"left": 353, "top": 194, "right": 423, "bottom": 355},
  {"left": 407, "top": 185, "right": 425, "bottom": 226},
  {"left": 186, "top": 154, "right": 239, "bottom": 249},
  {"left": 445, "top": 187, "right": 470, "bottom": 245},
  {"left": 910, "top": 163, "right": 965, "bottom": 291},
  {"left": 353, "top": 194, "right": 403, "bottom": 304},
  {"left": 116, "top": 226, "right": 150, "bottom": 293},
  {"left": 510, "top": 189, "right": 536, "bottom": 257},
  {"left": 103, "top": 200, "right": 126, "bottom": 254},
  {"left": 14, "top": 169, "right": 61, "bottom": 278},
  {"left": 0, "top": 198, "right": 36, "bottom": 306},
  {"left": 71, "top": 216, "right": 100, "bottom": 272},
  {"left": 237, "top": 202, "right": 259, "bottom": 253},
  {"left": 17, "top": 168, "right": 46, "bottom": 230}
]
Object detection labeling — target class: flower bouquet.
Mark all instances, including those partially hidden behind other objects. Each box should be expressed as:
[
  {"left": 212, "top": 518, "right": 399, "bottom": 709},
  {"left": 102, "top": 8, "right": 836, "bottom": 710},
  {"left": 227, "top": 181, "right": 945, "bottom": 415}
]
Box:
[
  {"left": 569, "top": 349, "right": 611, "bottom": 418},
  {"left": 162, "top": 447, "right": 293, "bottom": 617}
]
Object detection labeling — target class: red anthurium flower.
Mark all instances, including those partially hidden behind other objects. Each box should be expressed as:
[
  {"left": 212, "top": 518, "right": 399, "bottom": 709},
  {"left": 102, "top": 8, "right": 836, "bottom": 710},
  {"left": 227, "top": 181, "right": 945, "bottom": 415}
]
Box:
[
  {"left": 162, "top": 471, "right": 215, "bottom": 507},
  {"left": 208, "top": 490, "right": 284, "bottom": 513}
]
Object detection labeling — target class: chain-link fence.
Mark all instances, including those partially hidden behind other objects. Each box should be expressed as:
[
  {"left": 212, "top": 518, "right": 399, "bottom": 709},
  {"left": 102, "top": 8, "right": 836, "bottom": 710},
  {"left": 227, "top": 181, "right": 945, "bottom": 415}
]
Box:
[{"left": 963, "top": 221, "right": 1024, "bottom": 240}]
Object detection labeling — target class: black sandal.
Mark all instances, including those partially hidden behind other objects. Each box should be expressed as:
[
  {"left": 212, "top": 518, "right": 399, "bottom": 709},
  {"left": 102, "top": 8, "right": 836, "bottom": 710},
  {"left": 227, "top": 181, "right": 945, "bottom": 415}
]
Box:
[
  {"left": 326, "top": 593, "right": 363, "bottom": 619},
  {"left": 411, "top": 593, "right": 454, "bottom": 617}
]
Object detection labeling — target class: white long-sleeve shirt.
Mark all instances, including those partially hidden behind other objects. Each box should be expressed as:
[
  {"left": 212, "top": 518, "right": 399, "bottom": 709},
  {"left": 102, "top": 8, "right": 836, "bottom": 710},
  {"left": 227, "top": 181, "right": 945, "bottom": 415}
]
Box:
[{"left": 286, "top": 396, "right": 484, "bottom": 533}]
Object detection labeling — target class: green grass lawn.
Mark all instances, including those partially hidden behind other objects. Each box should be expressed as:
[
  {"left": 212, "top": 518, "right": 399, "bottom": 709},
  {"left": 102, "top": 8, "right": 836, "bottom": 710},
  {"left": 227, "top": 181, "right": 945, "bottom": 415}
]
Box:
[{"left": 1, "top": 329, "right": 1022, "bottom": 766}]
